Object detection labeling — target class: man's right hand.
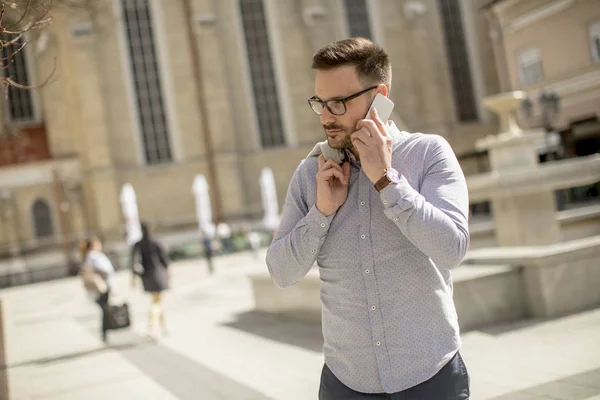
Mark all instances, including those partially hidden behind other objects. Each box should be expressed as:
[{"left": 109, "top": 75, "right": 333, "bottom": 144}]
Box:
[{"left": 316, "top": 154, "right": 350, "bottom": 216}]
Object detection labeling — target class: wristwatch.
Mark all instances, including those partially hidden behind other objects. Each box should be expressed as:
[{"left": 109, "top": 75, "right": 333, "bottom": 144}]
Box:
[{"left": 374, "top": 167, "right": 401, "bottom": 192}]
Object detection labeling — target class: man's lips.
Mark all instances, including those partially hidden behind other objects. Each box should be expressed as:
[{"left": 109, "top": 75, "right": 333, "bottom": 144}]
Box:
[{"left": 326, "top": 129, "right": 342, "bottom": 136}]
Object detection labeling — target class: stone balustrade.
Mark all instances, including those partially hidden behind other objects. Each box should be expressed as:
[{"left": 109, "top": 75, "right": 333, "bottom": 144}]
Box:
[{"left": 250, "top": 235, "right": 600, "bottom": 330}]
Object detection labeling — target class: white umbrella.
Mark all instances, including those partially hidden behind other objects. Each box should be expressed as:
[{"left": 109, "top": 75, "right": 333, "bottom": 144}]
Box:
[
  {"left": 119, "top": 183, "right": 143, "bottom": 245},
  {"left": 192, "top": 174, "right": 216, "bottom": 238},
  {"left": 260, "top": 168, "right": 280, "bottom": 231}
]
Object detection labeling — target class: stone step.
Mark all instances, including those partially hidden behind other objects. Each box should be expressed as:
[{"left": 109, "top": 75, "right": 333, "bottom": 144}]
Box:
[{"left": 250, "top": 264, "right": 524, "bottom": 331}]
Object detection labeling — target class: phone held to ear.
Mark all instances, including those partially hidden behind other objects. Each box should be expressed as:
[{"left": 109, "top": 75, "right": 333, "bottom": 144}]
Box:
[
  {"left": 366, "top": 93, "right": 394, "bottom": 123},
  {"left": 319, "top": 93, "right": 395, "bottom": 162}
]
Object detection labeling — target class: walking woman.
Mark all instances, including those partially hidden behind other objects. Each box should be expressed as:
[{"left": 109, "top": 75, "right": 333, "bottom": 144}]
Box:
[
  {"left": 80, "top": 237, "right": 116, "bottom": 342},
  {"left": 131, "top": 222, "right": 170, "bottom": 336}
]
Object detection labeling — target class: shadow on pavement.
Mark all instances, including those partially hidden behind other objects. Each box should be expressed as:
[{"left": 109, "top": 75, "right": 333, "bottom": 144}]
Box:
[
  {"left": 223, "top": 311, "right": 324, "bottom": 353},
  {"left": 1, "top": 333, "right": 154, "bottom": 370},
  {"left": 487, "top": 367, "right": 600, "bottom": 400},
  {"left": 118, "top": 332, "right": 270, "bottom": 400},
  {"left": 475, "top": 318, "right": 545, "bottom": 336}
]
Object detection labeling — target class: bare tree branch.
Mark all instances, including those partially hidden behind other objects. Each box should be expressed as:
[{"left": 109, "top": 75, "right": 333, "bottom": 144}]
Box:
[
  {"left": 5, "top": 0, "right": 34, "bottom": 30},
  {"left": 2, "top": 55, "right": 55, "bottom": 90},
  {"left": 0, "top": 36, "right": 24, "bottom": 57},
  {"left": 0, "top": 0, "right": 99, "bottom": 143},
  {"left": 1, "top": 56, "right": 16, "bottom": 70}
]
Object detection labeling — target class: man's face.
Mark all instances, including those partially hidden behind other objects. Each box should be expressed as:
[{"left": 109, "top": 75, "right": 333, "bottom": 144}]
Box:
[{"left": 314, "top": 65, "right": 375, "bottom": 150}]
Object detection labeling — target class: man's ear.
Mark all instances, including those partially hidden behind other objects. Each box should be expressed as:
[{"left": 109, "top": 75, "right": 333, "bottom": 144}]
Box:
[{"left": 377, "top": 83, "right": 389, "bottom": 97}]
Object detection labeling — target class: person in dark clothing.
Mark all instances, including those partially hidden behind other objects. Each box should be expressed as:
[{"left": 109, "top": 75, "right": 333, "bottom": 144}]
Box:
[
  {"left": 130, "top": 222, "right": 170, "bottom": 336},
  {"left": 96, "top": 291, "right": 110, "bottom": 341},
  {"left": 203, "top": 235, "right": 215, "bottom": 274}
]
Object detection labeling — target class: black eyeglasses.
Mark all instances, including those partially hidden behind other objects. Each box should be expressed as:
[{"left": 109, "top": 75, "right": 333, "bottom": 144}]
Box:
[{"left": 308, "top": 86, "right": 378, "bottom": 116}]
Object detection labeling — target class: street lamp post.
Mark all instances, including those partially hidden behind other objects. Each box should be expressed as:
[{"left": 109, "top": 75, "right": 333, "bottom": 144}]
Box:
[
  {"left": 181, "top": 0, "right": 222, "bottom": 224},
  {"left": 521, "top": 89, "right": 561, "bottom": 161},
  {"left": 521, "top": 90, "right": 566, "bottom": 209},
  {"left": 52, "top": 170, "right": 75, "bottom": 275}
]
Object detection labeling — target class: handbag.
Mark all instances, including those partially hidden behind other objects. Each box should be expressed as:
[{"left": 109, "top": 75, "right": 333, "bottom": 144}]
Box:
[{"left": 107, "top": 298, "right": 131, "bottom": 330}]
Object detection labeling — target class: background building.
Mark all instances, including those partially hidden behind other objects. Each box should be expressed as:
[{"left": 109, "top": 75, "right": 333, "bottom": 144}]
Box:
[
  {"left": 0, "top": 0, "right": 501, "bottom": 261},
  {"left": 486, "top": 0, "right": 600, "bottom": 157}
]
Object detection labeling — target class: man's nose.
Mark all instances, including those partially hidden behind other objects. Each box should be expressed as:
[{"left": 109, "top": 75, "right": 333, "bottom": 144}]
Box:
[{"left": 320, "top": 107, "right": 335, "bottom": 125}]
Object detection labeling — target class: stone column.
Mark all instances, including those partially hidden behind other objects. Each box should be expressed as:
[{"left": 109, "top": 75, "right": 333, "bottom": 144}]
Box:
[
  {"left": 477, "top": 92, "right": 561, "bottom": 246},
  {"left": 0, "top": 190, "right": 27, "bottom": 285},
  {"left": 69, "top": 13, "right": 121, "bottom": 240},
  {"left": 65, "top": 181, "right": 87, "bottom": 236}
]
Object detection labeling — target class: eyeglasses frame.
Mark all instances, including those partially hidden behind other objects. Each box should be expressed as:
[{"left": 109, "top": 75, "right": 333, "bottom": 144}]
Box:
[{"left": 307, "top": 85, "right": 379, "bottom": 116}]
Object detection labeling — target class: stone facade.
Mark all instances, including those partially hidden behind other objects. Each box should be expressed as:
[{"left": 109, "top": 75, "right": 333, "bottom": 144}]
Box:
[
  {"left": 486, "top": 0, "right": 600, "bottom": 156},
  {"left": 0, "top": 0, "right": 500, "bottom": 252}
]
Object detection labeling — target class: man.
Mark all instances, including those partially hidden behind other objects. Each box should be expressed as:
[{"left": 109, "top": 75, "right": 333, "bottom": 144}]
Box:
[{"left": 266, "top": 37, "right": 470, "bottom": 399}]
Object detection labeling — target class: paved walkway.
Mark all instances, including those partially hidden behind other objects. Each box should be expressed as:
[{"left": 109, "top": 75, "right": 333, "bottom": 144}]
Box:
[{"left": 1, "top": 250, "right": 599, "bottom": 399}]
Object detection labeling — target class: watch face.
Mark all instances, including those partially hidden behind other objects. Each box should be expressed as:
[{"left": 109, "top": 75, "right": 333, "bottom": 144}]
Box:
[{"left": 386, "top": 168, "right": 400, "bottom": 182}]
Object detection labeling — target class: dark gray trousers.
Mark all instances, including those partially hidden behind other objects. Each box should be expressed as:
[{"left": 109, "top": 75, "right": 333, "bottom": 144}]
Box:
[
  {"left": 96, "top": 291, "right": 109, "bottom": 340},
  {"left": 319, "top": 352, "right": 470, "bottom": 400}
]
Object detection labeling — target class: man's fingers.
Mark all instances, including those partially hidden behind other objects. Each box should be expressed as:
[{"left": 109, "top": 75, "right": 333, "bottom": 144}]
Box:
[
  {"left": 317, "top": 155, "right": 347, "bottom": 184},
  {"left": 351, "top": 131, "right": 369, "bottom": 148},
  {"left": 370, "top": 108, "right": 392, "bottom": 140},
  {"left": 370, "top": 108, "right": 384, "bottom": 128},
  {"left": 320, "top": 159, "right": 344, "bottom": 173},
  {"left": 356, "top": 119, "right": 383, "bottom": 141},
  {"left": 317, "top": 168, "right": 348, "bottom": 184},
  {"left": 318, "top": 154, "right": 325, "bottom": 169}
]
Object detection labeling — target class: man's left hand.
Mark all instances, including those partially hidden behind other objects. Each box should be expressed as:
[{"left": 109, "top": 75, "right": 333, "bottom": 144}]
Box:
[{"left": 351, "top": 108, "right": 393, "bottom": 184}]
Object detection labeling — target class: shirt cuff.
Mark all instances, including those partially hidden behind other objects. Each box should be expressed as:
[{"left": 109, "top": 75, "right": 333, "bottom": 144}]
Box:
[
  {"left": 305, "top": 204, "right": 335, "bottom": 237},
  {"left": 379, "top": 174, "right": 418, "bottom": 211}
]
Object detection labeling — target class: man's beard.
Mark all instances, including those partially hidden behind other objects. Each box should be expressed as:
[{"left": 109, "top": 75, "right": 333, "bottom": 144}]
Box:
[{"left": 323, "top": 123, "right": 353, "bottom": 149}]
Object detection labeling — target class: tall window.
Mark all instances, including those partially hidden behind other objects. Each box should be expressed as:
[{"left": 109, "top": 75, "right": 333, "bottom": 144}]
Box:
[
  {"left": 32, "top": 198, "right": 53, "bottom": 238},
  {"left": 344, "top": 0, "right": 372, "bottom": 39},
  {"left": 239, "top": 0, "right": 285, "bottom": 148},
  {"left": 590, "top": 21, "right": 600, "bottom": 63},
  {"left": 438, "top": 0, "right": 478, "bottom": 122},
  {"left": 1, "top": 35, "right": 36, "bottom": 123},
  {"left": 121, "top": 0, "right": 172, "bottom": 164},
  {"left": 518, "top": 47, "right": 544, "bottom": 86}
]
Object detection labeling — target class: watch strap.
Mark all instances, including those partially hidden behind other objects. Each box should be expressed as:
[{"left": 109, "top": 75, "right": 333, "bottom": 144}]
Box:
[{"left": 374, "top": 170, "right": 392, "bottom": 192}]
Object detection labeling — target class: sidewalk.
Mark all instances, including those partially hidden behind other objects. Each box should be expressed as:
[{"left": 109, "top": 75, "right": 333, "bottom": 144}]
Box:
[{"left": 1, "top": 250, "right": 599, "bottom": 399}]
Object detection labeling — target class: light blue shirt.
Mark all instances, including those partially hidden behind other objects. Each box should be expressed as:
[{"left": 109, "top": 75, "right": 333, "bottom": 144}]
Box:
[
  {"left": 266, "top": 123, "right": 470, "bottom": 393},
  {"left": 85, "top": 250, "right": 116, "bottom": 296}
]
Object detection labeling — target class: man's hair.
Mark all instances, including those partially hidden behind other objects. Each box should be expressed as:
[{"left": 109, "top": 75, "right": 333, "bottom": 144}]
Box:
[
  {"left": 312, "top": 37, "right": 392, "bottom": 89},
  {"left": 140, "top": 221, "right": 151, "bottom": 239}
]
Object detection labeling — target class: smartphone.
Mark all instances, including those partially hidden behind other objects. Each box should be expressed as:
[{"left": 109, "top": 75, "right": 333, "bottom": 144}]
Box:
[{"left": 366, "top": 93, "right": 394, "bottom": 122}]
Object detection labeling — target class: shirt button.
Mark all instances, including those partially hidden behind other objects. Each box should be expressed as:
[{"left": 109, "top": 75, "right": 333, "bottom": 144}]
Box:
[
  {"left": 360, "top": 201, "right": 365, "bottom": 205},
  {"left": 361, "top": 235, "right": 366, "bottom": 239},
  {"left": 365, "top": 269, "right": 370, "bottom": 274},
  {"left": 311, "top": 250, "right": 315, "bottom": 254},
  {"left": 371, "top": 306, "right": 376, "bottom": 310},
  {"left": 320, "top": 223, "right": 326, "bottom": 227},
  {"left": 376, "top": 341, "right": 381, "bottom": 346},
  {"left": 393, "top": 217, "right": 398, "bottom": 222},
  {"left": 383, "top": 200, "right": 388, "bottom": 205}
]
